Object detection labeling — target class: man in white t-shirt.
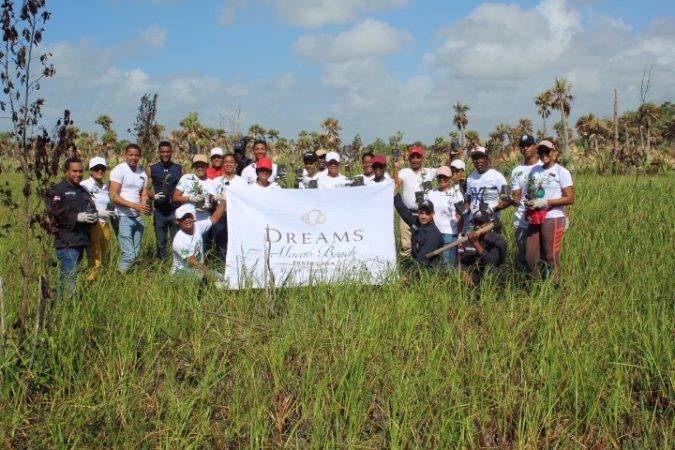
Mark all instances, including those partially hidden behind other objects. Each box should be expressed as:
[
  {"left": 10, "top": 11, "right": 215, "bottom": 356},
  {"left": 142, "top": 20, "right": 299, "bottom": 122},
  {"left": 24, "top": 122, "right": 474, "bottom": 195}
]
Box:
[
  {"left": 466, "top": 146, "right": 509, "bottom": 224},
  {"left": 240, "top": 139, "right": 279, "bottom": 184},
  {"left": 109, "top": 144, "right": 150, "bottom": 273},
  {"left": 509, "top": 134, "right": 543, "bottom": 270},
  {"left": 80, "top": 156, "right": 116, "bottom": 280},
  {"left": 394, "top": 146, "right": 436, "bottom": 257},
  {"left": 171, "top": 199, "right": 227, "bottom": 285},
  {"left": 318, "top": 151, "right": 350, "bottom": 189}
]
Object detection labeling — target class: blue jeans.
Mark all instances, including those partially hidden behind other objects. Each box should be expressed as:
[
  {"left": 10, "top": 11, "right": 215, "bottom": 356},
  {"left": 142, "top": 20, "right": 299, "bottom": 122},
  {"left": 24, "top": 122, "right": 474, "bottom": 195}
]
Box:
[
  {"left": 441, "top": 234, "right": 458, "bottom": 267},
  {"left": 117, "top": 215, "right": 145, "bottom": 273},
  {"left": 153, "top": 209, "right": 177, "bottom": 260},
  {"left": 56, "top": 246, "right": 85, "bottom": 299}
]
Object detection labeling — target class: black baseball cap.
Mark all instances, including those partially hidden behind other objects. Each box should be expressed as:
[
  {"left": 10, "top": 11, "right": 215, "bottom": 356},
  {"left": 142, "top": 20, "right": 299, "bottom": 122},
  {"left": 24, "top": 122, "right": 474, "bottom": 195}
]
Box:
[
  {"left": 303, "top": 152, "right": 318, "bottom": 163},
  {"left": 418, "top": 200, "right": 434, "bottom": 214},
  {"left": 519, "top": 134, "right": 536, "bottom": 147}
]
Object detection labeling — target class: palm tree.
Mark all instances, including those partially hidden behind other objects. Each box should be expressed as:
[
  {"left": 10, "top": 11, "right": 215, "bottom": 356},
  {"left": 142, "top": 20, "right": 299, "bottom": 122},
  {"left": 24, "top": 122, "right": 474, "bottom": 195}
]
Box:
[
  {"left": 351, "top": 134, "right": 363, "bottom": 154},
  {"left": 465, "top": 130, "right": 480, "bottom": 149},
  {"left": 178, "top": 112, "right": 209, "bottom": 154},
  {"left": 453, "top": 102, "right": 470, "bottom": 148},
  {"left": 534, "top": 91, "right": 553, "bottom": 136},
  {"left": 549, "top": 78, "right": 573, "bottom": 152},
  {"left": 517, "top": 118, "right": 533, "bottom": 136},
  {"left": 248, "top": 124, "right": 266, "bottom": 140},
  {"left": 321, "top": 117, "right": 342, "bottom": 150},
  {"left": 95, "top": 115, "right": 117, "bottom": 158},
  {"left": 637, "top": 103, "right": 660, "bottom": 152},
  {"left": 575, "top": 114, "right": 596, "bottom": 151},
  {"left": 267, "top": 129, "right": 280, "bottom": 142},
  {"left": 487, "top": 124, "right": 508, "bottom": 155}
]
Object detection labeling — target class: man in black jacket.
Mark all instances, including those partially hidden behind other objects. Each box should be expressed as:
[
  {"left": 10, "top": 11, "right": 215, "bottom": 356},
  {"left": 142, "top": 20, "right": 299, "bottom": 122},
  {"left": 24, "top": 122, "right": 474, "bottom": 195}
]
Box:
[
  {"left": 459, "top": 209, "right": 507, "bottom": 287},
  {"left": 47, "top": 158, "right": 99, "bottom": 298},
  {"left": 394, "top": 193, "right": 443, "bottom": 268}
]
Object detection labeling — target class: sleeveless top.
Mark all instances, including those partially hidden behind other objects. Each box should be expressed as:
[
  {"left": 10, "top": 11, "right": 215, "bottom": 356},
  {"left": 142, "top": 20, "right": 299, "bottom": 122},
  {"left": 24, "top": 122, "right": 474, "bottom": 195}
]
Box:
[{"left": 150, "top": 162, "right": 182, "bottom": 212}]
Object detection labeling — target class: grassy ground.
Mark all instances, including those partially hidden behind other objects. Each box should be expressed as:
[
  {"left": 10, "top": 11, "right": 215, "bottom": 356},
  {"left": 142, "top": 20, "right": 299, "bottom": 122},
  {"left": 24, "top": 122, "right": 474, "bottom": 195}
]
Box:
[{"left": 0, "top": 173, "right": 673, "bottom": 448}]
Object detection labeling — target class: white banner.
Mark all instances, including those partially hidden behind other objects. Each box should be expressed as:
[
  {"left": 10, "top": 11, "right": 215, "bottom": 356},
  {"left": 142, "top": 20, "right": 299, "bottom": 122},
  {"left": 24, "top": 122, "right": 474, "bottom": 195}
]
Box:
[{"left": 225, "top": 183, "right": 396, "bottom": 289}]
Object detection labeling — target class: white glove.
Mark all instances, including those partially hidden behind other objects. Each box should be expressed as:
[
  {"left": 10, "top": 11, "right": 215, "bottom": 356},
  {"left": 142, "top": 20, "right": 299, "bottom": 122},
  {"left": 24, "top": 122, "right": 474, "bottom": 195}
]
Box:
[
  {"left": 189, "top": 194, "right": 205, "bottom": 204},
  {"left": 96, "top": 209, "right": 117, "bottom": 219},
  {"left": 76, "top": 212, "right": 98, "bottom": 224},
  {"left": 525, "top": 198, "right": 548, "bottom": 210},
  {"left": 154, "top": 192, "right": 166, "bottom": 201}
]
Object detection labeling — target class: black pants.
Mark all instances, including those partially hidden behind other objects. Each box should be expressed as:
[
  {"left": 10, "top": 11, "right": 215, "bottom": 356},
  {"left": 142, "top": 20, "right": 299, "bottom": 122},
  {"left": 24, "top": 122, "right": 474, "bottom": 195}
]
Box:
[{"left": 153, "top": 208, "right": 177, "bottom": 260}]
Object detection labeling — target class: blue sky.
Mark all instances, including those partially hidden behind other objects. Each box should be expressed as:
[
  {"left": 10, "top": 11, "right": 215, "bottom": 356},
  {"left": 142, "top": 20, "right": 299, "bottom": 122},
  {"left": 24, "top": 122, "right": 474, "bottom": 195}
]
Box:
[{"left": 34, "top": 0, "right": 675, "bottom": 143}]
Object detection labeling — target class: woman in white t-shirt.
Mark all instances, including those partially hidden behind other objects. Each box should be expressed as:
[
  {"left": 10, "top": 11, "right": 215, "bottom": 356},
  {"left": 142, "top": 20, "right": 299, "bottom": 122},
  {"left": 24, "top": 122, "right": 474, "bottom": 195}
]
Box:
[
  {"left": 425, "top": 166, "right": 464, "bottom": 267},
  {"left": 171, "top": 199, "right": 227, "bottom": 286},
  {"left": 249, "top": 158, "right": 281, "bottom": 189},
  {"left": 523, "top": 140, "right": 575, "bottom": 282}
]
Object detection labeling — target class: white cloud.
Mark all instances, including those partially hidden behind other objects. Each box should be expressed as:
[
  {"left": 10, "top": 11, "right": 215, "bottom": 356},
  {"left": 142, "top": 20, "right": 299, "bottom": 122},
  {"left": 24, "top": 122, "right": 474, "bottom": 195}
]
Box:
[
  {"left": 294, "top": 19, "right": 412, "bottom": 62},
  {"left": 269, "top": 0, "right": 408, "bottom": 28},
  {"left": 136, "top": 24, "right": 166, "bottom": 48},
  {"left": 430, "top": 0, "right": 580, "bottom": 78}
]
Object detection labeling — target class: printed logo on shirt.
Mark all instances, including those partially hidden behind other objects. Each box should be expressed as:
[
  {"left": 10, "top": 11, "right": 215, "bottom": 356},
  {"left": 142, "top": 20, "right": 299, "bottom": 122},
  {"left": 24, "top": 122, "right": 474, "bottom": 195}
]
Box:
[
  {"left": 52, "top": 195, "right": 61, "bottom": 201},
  {"left": 65, "top": 191, "right": 76, "bottom": 196}
]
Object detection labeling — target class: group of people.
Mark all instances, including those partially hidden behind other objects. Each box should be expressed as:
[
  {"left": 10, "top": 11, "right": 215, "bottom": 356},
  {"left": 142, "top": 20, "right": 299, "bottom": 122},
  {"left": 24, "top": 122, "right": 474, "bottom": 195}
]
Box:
[{"left": 47, "top": 133, "right": 574, "bottom": 295}]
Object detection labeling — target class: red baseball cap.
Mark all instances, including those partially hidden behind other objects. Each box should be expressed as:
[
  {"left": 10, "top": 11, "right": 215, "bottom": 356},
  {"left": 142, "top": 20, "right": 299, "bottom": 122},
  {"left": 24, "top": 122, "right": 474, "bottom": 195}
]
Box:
[
  {"left": 256, "top": 158, "right": 273, "bottom": 171},
  {"left": 372, "top": 155, "right": 387, "bottom": 165},
  {"left": 408, "top": 146, "right": 424, "bottom": 157}
]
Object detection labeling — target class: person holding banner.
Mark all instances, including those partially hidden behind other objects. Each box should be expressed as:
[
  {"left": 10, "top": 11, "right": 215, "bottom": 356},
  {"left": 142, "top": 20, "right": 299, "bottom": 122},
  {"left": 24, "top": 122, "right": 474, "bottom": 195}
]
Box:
[
  {"left": 299, "top": 152, "right": 322, "bottom": 189},
  {"left": 210, "top": 153, "right": 247, "bottom": 260},
  {"left": 394, "top": 180, "right": 443, "bottom": 269},
  {"left": 318, "top": 152, "right": 350, "bottom": 189},
  {"left": 170, "top": 199, "right": 227, "bottom": 286},
  {"left": 361, "top": 152, "right": 375, "bottom": 182},
  {"left": 425, "top": 166, "right": 464, "bottom": 267},
  {"left": 365, "top": 155, "right": 392, "bottom": 185},
  {"left": 241, "top": 139, "right": 279, "bottom": 184},
  {"left": 249, "top": 158, "right": 281, "bottom": 189}
]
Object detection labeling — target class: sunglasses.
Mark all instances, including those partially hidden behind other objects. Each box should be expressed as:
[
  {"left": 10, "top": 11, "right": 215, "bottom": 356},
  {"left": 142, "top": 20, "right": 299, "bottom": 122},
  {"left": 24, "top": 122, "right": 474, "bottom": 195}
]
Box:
[
  {"left": 537, "top": 147, "right": 553, "bottom": 155},
  {"left": 91, "top": 166, "right": 107, "bottom": 172},
  {"left": 327, "top": 161, "right": 339, "bottom": 166},
  {"left": 372, "top": 163, "right": 385, "bottom": 169}
]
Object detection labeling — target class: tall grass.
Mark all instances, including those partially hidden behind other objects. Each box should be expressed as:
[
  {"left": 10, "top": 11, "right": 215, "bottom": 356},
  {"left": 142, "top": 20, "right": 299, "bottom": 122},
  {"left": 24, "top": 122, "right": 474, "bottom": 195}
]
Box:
[{"left": 0, "top": 174, "right": 673, "bottom": 447}]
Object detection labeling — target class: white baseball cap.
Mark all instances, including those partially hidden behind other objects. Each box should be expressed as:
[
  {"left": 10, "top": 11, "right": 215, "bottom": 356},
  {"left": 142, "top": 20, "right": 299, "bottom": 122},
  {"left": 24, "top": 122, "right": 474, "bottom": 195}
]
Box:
[
  {"left": 175, "top": 204, "right": 196, "bottom": 221},
  {"left": 450, "top": 159, "right": 466, "bottom": 170},
  {"left": 325, "top": 151, "right": 340, "bottom": 163},
  {"left": 88, "top": 156, "right": 107, "bottom": 169},
  {"left": 210, "top": 147, "right": 224, "bottom": 157}
]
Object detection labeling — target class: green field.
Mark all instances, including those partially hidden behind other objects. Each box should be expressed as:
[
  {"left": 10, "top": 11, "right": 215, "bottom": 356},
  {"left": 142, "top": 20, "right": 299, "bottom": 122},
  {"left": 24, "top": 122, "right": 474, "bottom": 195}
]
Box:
[{"left": 0, "top": 173, "right": 673, "bottom": 448}]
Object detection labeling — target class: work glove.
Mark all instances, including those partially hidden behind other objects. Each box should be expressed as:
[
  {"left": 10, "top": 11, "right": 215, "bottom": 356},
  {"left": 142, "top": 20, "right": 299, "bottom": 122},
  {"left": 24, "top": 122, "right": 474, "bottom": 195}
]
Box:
[
  {"left": 525, "top": 198, "right": 548, "bottom": 210},
  {"left": 154, "top": 192, "right": 166, "bottom": 202},
  {"left": 96, "top": 209, "right": 117, "bottom": 220},
  {"left": 189, "top": 194, "right": 205, "bottom": 204},
  {"left": 76, "top": 212, "right": 98, "bottom": 224}
]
